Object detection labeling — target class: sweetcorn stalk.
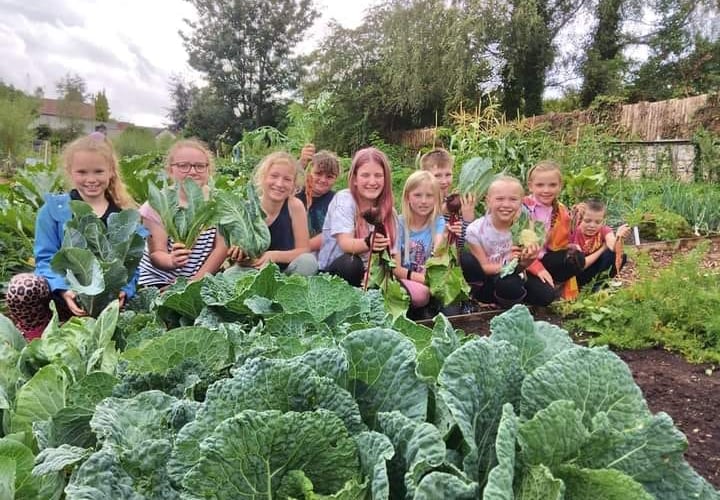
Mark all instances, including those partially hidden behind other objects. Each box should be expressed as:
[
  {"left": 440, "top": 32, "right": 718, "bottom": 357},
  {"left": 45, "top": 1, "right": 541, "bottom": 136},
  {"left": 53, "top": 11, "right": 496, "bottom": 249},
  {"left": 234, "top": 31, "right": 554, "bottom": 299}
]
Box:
[{"left": 500, "top": 211, "right": 545, "bottom": 278}]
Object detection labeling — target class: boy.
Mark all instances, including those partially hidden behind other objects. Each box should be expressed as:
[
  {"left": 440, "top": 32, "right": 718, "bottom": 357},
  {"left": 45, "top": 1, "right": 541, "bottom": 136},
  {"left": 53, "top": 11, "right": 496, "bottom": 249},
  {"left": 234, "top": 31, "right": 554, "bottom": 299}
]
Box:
[
  {"left": 571, "top": 199, "right": 631, "bottom": 291},
  {"left": 297, "top": 144, "right": 341, "bottom": 253}
]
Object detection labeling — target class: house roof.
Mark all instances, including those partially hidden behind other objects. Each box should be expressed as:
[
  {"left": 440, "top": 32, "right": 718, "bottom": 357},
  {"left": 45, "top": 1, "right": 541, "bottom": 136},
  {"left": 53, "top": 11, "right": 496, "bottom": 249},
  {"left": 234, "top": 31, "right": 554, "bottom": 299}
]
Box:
[{"left": 39, "top": 98, "right": 96, "bottom": 120}]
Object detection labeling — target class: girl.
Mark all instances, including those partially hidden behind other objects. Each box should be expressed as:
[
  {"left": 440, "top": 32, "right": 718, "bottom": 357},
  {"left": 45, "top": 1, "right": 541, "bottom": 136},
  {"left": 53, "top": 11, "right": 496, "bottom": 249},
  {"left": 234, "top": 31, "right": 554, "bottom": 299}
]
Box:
[
  {"left": 461, "top": 175, "right": 554, "bottom": 307},
  {"left": 6, "top": 133, "right": 140, "bottom": 339},
  {"left": 523, "top": 160, "right": 586, "bottom": 300},
  {"left": 296, "top": 147, "right": 341, "bottom": 253},
  {"left": 137, "top": 139, "right": 227, "bottom": 288},
  {"left": 392, "top": 171, "right": 445, "bottom": 313},
  {"left": 318, "top": 147, "right": 396, "bottom": 287},
  {"left": 228, "top": 152, "right": 317, "bottom": 275}
]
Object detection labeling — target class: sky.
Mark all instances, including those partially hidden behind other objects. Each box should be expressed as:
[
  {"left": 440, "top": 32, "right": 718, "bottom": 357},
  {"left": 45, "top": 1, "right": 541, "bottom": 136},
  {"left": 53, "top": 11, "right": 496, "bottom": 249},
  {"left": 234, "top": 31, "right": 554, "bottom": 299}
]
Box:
[{"left": 0, "top": 0, "right": 374, "bottom": 128}]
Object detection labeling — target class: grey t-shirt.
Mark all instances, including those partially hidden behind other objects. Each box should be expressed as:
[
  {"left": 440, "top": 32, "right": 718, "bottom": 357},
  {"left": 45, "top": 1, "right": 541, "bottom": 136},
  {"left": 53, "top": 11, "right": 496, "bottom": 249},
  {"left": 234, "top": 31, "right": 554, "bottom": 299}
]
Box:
[
  {"left": 465, "top": 215, "right": 512, "bottom": 265},
  {"left": 318, "top": 189, "right": 363, "bottom": 270}
]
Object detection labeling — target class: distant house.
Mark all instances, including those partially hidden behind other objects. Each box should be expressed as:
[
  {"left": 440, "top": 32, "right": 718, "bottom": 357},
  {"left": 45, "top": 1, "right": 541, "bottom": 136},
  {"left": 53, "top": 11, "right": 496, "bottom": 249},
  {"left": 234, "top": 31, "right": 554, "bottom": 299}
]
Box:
[{"left": 34, "top": 98, "right": 132, "bottom": 137}]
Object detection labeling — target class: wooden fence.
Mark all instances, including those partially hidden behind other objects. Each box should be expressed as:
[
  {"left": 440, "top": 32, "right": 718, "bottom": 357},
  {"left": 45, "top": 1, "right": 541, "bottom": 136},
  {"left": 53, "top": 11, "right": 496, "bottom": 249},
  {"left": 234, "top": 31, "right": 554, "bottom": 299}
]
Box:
[{"left": 392, "top": 94, "right": 718, "bottom": 148}]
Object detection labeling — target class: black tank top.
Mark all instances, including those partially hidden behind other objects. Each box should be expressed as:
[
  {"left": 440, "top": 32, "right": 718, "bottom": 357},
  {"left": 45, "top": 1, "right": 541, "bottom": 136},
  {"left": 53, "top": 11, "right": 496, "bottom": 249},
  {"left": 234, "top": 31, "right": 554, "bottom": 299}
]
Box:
[{"left": 268, "top": 199, "right": 294, "bottom": 252}]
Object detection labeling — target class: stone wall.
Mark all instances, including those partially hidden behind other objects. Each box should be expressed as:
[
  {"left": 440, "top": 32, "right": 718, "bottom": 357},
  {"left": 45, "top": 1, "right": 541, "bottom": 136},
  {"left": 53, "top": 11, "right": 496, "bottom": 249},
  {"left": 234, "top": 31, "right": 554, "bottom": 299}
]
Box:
[{"left": 611, "top": 141, "right": 697, "bottom": 181}]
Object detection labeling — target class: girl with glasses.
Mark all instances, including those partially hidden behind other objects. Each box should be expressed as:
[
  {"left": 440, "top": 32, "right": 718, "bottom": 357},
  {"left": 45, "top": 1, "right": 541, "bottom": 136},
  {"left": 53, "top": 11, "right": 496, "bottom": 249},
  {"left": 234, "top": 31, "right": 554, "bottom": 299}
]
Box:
[{"left": 137, "top": 139, "right": 227, "bottom": 288}]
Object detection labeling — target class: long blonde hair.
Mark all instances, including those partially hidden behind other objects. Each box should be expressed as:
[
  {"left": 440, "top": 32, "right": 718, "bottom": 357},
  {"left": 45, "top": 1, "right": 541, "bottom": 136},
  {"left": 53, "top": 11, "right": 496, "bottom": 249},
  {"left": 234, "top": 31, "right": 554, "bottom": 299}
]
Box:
[
  {"left": 401, "top": 170, "right": 441, "bottom": 264},
  {"left": 62, "top": 134, "right": 135, "bottom": 208}
]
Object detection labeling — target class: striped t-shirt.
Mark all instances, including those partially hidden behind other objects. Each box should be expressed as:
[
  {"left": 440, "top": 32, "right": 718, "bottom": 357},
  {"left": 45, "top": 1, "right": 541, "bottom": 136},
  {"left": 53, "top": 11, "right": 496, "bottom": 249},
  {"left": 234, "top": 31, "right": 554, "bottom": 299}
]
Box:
[{"left": 137, "top": 202, "right": 217, "bottom": 287}]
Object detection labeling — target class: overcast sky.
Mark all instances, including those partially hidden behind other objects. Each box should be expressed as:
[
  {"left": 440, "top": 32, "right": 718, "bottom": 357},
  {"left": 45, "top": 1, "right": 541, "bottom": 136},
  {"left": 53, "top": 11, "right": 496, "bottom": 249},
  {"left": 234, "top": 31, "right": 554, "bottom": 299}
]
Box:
[{"left": 0, "top": 0, "right": 374, "bottom": 128}]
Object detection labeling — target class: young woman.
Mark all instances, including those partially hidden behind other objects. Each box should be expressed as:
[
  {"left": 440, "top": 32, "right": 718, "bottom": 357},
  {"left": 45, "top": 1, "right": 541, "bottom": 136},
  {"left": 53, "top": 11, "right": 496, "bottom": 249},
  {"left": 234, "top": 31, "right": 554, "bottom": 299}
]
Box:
[
  {"left": 137, "top": 139, "right": 227, "bottom": 288},
  {"left": 318, "top": 147, "right": 396, "bottom": 286},
  {"left": 227, "top": 152, "right": 317, "bottom": 275},
  {"left": 6, "top": 133, "right": 140, "bottom": 338}
]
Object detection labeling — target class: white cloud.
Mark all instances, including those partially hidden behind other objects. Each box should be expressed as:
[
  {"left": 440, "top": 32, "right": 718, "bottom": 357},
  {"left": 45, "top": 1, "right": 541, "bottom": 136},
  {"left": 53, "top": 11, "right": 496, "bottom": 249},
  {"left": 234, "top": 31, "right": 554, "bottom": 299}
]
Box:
[{"left": 0, "top": 0, "right": 375, "bottom": 128}]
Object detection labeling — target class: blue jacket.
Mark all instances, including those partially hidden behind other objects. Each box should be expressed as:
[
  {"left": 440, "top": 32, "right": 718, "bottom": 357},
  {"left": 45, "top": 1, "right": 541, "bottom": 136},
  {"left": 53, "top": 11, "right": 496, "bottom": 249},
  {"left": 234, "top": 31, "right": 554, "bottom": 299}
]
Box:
[{"left": 34, "top": 193, "right": 146, "bottom": 298}]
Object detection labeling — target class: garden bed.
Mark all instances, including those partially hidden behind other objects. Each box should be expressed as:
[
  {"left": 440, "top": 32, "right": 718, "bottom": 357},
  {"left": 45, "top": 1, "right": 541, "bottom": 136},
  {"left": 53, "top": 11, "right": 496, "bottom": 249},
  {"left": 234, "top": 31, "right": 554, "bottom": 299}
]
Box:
[{"left": 433, "top": 237, "right": 720, "bottom": 488}]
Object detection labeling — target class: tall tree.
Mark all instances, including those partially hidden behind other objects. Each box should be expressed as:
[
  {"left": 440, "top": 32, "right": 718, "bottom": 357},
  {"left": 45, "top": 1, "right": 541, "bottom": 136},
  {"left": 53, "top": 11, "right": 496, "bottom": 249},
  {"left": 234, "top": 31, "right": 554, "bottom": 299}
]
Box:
[
  {"left": 580, "top": 0, "right": 624, "bottom": 107},
  {"left": 500, "top": 0, "right": 590, "bottom": 117},
  {"left": 55, "top": 73, "right": 88, "bottom": 138},
  {"left": 94, "top": 90, "right": 110, "bottom": 122},
  {"left": 182, "top": 0, "right": 318, "bottom": 130},
  {"left": 166, "top": 75, "right": 196, "bottom": 132}
]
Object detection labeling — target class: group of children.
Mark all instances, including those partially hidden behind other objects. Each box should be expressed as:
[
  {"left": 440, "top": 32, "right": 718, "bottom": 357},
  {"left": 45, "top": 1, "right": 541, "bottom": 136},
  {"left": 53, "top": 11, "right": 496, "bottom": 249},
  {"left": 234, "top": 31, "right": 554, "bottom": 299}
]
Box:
[{"left": 4, "top": 133, "right": 629, "bottom": 338}]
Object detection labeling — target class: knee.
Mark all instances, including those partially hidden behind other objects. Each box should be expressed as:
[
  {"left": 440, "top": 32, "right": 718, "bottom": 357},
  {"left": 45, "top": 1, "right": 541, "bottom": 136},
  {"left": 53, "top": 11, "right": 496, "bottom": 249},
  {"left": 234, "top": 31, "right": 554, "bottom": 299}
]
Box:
[{"left": 287, "top": 253, "right": 318, "bottom": 277}]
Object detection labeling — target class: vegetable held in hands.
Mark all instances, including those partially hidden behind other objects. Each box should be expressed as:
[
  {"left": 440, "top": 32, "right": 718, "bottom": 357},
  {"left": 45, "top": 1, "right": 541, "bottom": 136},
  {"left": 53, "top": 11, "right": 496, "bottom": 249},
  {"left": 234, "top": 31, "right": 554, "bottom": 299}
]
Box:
[
  {"left": 147, "top": 178, "right": 217, "bottom": 248},
  {"left": 216, "top": 183, "right": 271, "bottom": 261},
  {"left": 500, "top": 211, "right": 545, "bottom": 278}
]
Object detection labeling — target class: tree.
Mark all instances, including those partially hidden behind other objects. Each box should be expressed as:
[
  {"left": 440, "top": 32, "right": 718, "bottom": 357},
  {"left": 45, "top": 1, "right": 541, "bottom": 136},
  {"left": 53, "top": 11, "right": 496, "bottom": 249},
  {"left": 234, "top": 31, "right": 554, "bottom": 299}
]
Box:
[
  {"left": 166, "top": 74, "right": 196, "bottom": 132},
  {"left": 55, "top": 73, "right": 89, "bottom": 139},
  {"left": 184, "top": 85, "right": 243, "bottom": 149},
  {"left": 500, "top": 0, "right": 591, "bottom": 117},
  {"left": 94, "top": 90, "right": 110, "bottom": 122},
  {"left": 0, "top": 83, "right": 38, "bottom": 174},
  {"left": 182, "top": 0, "right": 319, "bottom": 130}
]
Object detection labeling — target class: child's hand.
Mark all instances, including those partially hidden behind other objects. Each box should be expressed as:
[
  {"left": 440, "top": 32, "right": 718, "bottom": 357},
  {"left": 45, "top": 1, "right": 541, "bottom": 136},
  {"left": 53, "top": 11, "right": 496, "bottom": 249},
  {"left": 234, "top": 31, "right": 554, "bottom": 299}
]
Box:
[
  {"left": 227, "top": 245, "right": 249, "bottom": 263},
  {"left": 446, "top": 221, "right": 463, "bottom": 238},
  {"left": 616, "top": 224, "right": 631, "bottom": 240},
  {"left": 118, "top": 291, "right": 126, "bottom": 308},
  {"left": 60, "top": 290, "right": 87, "bottom": 317},
  {"left": 536, "top": 269, "right": 555, "bottom": 288},
  {"left": 170, "top": 242, "right": 190, "bottom": 268},
  {"left": 460, "top": 194, "right": 476, "bottom": 222},
  {"left": 300, "top": 143, "right": 316, "bottom": 167},
  {"left": 371, "top": 234, "right": 390, "bottom": 253}
]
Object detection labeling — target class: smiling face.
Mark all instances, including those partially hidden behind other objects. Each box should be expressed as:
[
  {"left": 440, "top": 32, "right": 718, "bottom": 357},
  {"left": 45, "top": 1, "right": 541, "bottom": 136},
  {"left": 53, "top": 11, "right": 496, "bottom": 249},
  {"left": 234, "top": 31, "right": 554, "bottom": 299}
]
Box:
[
  {"left": 528, "top": 169, "right": 562, "bottom": 206},
  {"left": 579, "top": 208, "right": 605, "bottom": 237},
  {"left": 486, "top": 180, "right": 523, "bottom": 226},
  {"left": 429, "top": 165, "right": 453, "bottom": 197},
  {"left": 168, "top": 146, "right": 210, "bottom": 187},
  {"left": 352, "top": 161, "right": 385, "bottom": 203},
  {"left": 69, "top": 151, "right": 112, "bottom": 203},
  {"left": 310, "top": 167, "right": 337, "bottom": 197},
  {"left": 407, "top": 179, "right": 437, "bottom": 220},
  {"left": 262, "top": 161, "right": 296, "bottom": 203}
]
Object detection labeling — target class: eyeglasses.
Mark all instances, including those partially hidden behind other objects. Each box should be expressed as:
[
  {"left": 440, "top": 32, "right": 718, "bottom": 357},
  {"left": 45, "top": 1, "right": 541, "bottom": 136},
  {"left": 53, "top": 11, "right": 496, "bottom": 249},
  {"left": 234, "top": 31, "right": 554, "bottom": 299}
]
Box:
[{"left": 171, "top": 162, "right": 209, "bottom": 173}]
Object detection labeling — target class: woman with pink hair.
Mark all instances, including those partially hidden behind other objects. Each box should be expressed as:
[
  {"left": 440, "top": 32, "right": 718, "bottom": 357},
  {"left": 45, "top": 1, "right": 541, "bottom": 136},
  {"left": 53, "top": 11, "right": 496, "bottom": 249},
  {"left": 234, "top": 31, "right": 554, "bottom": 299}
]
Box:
[{"left": 318, "top": 147, "right": 396, "bottom": 286}]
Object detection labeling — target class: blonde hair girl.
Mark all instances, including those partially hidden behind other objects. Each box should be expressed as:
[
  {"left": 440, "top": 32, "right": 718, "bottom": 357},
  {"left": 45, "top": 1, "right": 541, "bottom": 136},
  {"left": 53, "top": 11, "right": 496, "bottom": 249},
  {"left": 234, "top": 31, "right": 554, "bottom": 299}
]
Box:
[
  {"left": 7, "top": 133, "right": 142, "bottom": 338},
  {"left": 393, "top": 170, "right": 446, "bottom": 311},
  {"left": 227, "top": 151, "right": 317, "bottom": 276}
]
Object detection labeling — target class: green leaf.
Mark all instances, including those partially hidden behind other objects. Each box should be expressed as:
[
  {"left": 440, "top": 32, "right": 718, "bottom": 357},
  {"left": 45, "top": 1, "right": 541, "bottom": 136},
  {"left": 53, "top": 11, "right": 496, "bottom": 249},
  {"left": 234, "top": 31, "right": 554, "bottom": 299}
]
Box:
[
  {"left": 216, "top": 183, "right": 270, "bottom": 259},
  {"left": 0, "top": 437, "right": 63, "bottom": 499},
  {"left": 517, "top": 464, "right": 565, "bottom": 500},
  {"left": 555, "top": 465, "right": 653, "bottom": 500},
  {"left": 517, "top": 400, "right": 589, "bottom": 467},
  {"left": 414, "top": 471, "right": 479, "bottom": 499},
  {"left": 483, "top": 403, "right": 519, "bottom": 500},
  {"left": 520, "top": 347, "right": 648, "bottom": 429},
  {"left": 457, "top": 157, "right": 495, "bottom": 197},
  {"left": 438, "top": 338, "right": 523, "bottom": 482},
  {"left": 0, "top": 456, "right": 14, "bottom": 500},
  {"left": 121, "top": 326, "right": 230, "bottom": 375},
  {"left": 340, "top": 328, "right": 428, "bottom": 428},
  {"left": 275, "top": 274, "right": 360, "bottom": 323},
  {"left": 33, "top": 444, "right": 92, "bottom": 476},
  {"left": 155, "top": 278, "right": 205, "bottom": 321},
  {"left": 354, "top": 431, "right": 394, "bottom": 500},
  {"left": 11, "top": 365, "right": 67, "bottom": 434},
  {"left": 182, "top": 410, "right": 360, "bottom": 498},
  {"left": 169, "top": 357, "right": 364, "bottom": 483},
  {"left": 425, "top": 240, "right": 470, "bottom": 306}
]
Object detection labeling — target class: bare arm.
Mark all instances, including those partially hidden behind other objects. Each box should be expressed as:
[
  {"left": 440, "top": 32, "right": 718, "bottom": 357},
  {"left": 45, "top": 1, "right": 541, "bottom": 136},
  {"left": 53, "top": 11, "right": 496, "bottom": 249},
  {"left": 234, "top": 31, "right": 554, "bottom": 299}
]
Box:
[
  {"left": 468, "top": 241, "right": 502, "bottom": 276},
  {"left": 309, "top": 233, "right": 323, "bottom": 252},
  {"left": 192, "top": 231, "right": 228, "bottom": 280},
  {"left": 257, "top": 198, "right": 311, "bottom": 266},
  {"left": 145, "top": 217, "right": 189, "bottom": 271}
]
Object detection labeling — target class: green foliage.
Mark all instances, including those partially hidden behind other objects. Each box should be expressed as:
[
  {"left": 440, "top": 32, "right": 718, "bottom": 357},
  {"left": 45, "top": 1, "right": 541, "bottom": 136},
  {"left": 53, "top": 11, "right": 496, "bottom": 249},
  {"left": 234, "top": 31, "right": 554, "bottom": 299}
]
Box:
[
  {"left": 112, "top": 125, "right": 158, "bottom": 157},
  {"left": 50, "top": 203, "right": 146, "bottom": 317},
  {"left": 216, "top": 183, "right": 271, "bottom": 260},
  {"left": 564, "top": 245, "right": 720, "bottom": 363},
  {"left": 93, "top": 90, "right": 110, "bottom": 122},
  {"left": 425, "top": 240, "right": 470, "bottom": 306},
  {"left": 0, "top": 83, "right": 38, "bottom": 174},
  {"left": 118, "top": 152, "right": 165, "bottom": 203},
  {"left": 183, "top": 0, "right": 318, "bottom": 130},
  {"left": 693, "top": 127, "right": 720, "bottom": 182},
  {"left": 625, "top": 197, "right": 692, "bottom": 240}
]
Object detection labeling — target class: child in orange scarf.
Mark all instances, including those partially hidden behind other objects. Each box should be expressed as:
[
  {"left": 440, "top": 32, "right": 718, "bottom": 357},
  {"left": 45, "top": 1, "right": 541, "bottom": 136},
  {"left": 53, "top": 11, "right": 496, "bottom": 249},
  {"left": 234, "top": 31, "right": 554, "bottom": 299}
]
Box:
[{"left": 523, "top": 160, "right": 586, "bottom": 301}]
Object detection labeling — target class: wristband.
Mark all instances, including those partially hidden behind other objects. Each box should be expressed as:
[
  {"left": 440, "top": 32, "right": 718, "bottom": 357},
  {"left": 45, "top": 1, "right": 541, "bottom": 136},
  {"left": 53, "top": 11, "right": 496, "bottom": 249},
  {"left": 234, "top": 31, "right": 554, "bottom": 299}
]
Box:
[{"left": 364, "top": 233, "right": 372, "bottom": 250}]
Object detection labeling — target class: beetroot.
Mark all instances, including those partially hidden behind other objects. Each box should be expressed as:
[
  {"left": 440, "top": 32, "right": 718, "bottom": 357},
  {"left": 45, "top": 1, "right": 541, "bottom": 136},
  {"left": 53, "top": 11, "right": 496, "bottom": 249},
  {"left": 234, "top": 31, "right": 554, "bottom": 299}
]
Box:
[
  {"left": 361, "top": 207, "right": 386, "bottom": 236},
  {"left": 445, "top": 193, "right": 462, "bottom": 215}
]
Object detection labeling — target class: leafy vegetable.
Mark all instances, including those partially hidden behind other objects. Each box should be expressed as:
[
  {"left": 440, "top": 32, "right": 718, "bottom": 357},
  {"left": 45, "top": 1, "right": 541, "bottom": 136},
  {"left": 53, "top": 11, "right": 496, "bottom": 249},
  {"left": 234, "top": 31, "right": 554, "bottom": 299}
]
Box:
[
  {"left": 50, "top": 201, "right": 145, "bottom": 317},
  {"left": 499, "top": 209, "right": 545, "bottom": 278},
  {"left": 457, "top": 157, "right": 495, "bottom": 198},
  {"left": 425, "top": 238, "right": 470, "bottom": 307},
  {"left": 216, "top": 182, "right": 270, "bottom": 260},
  {"left": 147, "top": 178, "right": 217, "bottom": 248}
]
